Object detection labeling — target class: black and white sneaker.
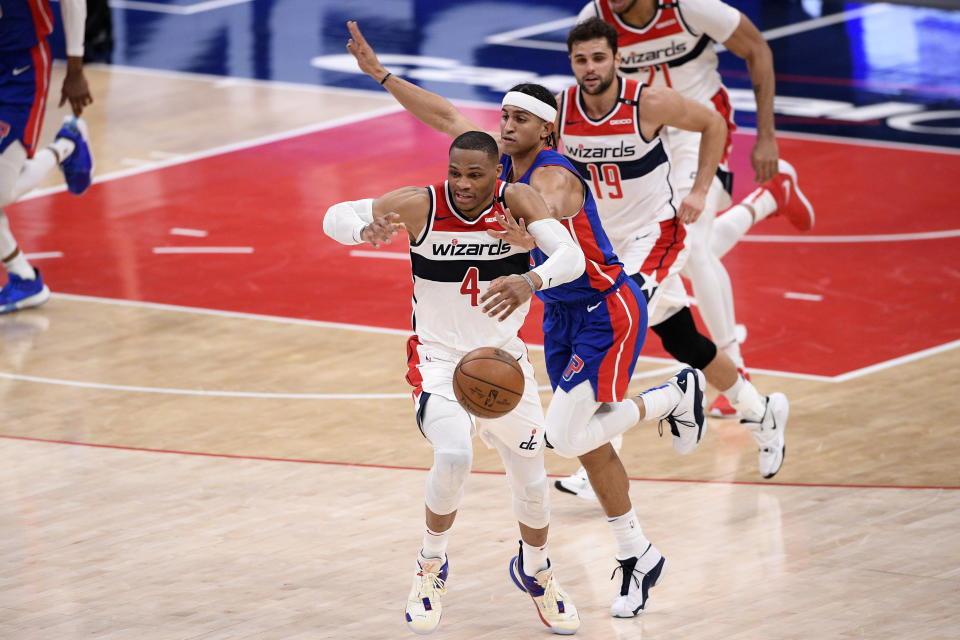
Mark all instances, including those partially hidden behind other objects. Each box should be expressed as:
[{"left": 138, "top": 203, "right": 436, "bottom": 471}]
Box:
[
  {"left": 664, "top": 367, "right": 707, "bottom": 454},
  {"left": 609, "top": 545, "right": 668, "bottom": 617},
  {"left": 741, "top": 392, "right": 788, "bottom": 478}
]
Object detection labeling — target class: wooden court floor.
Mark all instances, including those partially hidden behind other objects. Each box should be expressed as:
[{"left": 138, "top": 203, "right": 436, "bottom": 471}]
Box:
[{"left": 1, "top": 65, "right": 959, "bottom": 639}]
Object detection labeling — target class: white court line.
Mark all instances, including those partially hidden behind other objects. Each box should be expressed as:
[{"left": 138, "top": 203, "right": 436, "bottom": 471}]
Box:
[
  {"left": 16, "top": 102, "right": 406, "bottom": 203},
  {"left": 832, "top": 339, "right": 960, "bottom": 383},
  {"left": 170, "top": 228, "right": 209, "bottom": 238},
  {"left": 0, "top": 372, "right": 409, "bottom": 400},
  {"left": 784, "top": 292, "right": 824, "bottom": 302},
  {"left": 24, "top": 251, "right": 64, "bottom": 260},
  {"left": 153, "top": 247, "right": 253, "bottom": 254},
  {"left": 743, "top": 230, "right": 960, "bottom": 243},
  {"left": 46, "top": 292, "right": 943, "bottom": 384},
  {"left": 350, "top": 250, "right": 409, "bottom": 260}
]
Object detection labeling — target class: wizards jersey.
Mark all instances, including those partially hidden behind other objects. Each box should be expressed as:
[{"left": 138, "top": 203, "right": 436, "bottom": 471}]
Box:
[
  {"left": 500, "top": 147, "right": 626, "bottom": 305},
  {"left": 559, "top": 77, "right": 679, "bottom": 261},
  {"left": 579, "top": 0, "right": 740, "bottom": 104},
  {"left": 408, "top": 179, "right": 530, "bottom": 353},
  {"left": 0, "top": 0, "right": 55, "bottom": 52}
]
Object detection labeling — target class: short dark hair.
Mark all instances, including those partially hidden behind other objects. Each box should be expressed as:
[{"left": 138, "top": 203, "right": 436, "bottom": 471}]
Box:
[
  {"left": 506, "top": 83, "right": 558, "bottom": 114},
  {"left": 450, "top": 130, "right": 500, "bottom": 163},
  {"left": 567, "top": 17, "right": 618, "bottom": 54}
]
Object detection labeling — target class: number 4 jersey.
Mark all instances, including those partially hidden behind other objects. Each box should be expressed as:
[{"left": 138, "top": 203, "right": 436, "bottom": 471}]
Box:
[
  {"left": 408, "top": 180, "right": 530, "bottom": 354},
  {"left": 558, "top": 76, "right": 679, "bottom": 263}
]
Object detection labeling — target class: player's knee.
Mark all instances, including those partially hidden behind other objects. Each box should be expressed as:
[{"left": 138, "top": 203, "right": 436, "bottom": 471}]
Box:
[
  {"left": 545, "top": 427, "right": 591, "bottom": 459},
  {"left": 0, "top": 142, "right": 26, "bottom": 207},
  {"left": 511, "top": 471, "right": 549, "bottom": 529},
  {"left": 652, "top": 307, "right": 717, "bottom": 369},
  {"left": 424, "top": 446, "right": 472, "bottom": 514}
]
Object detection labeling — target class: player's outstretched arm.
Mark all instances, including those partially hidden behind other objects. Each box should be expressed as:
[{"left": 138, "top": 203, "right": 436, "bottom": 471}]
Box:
[
  {"left": 723, "top": 14, "right": 778, "bottom": 182},
  {"left": 323, "top": 186, "right": 429, "bottom": 248},
  {"left": 640, "top": 87, "right": 727, "bottom": 224},
  {"left": 59, "top": 0, "right": 93, "bottom": 116},
  {"left": 346, "top": 21, "right": 484, "bottom": 141},
  {"left": 480, "top": 184, "right": 585, "bottom": 321}
]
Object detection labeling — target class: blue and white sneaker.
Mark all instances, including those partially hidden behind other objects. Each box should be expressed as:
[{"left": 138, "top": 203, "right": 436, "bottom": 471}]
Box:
[
  {"left": 508, "top": 542, "right": 580, "bottom": 635},
  {"left": 55, "top": 116, "right": 94, "bottom": 195},
  {"left": 405, "top": 554, "right": 448, "bottom": 635},
  {"left": 610, "top": 545, "right": 668, "bottom": 618},
  {"left": 0, "top": 269, "right": 50, "bottom": 314},
  {"left": 662, "top": 367, "right": 707, "bottom": 454}
]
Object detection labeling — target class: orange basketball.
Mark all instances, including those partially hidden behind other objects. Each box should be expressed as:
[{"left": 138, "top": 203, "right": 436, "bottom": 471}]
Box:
[{"left": 453, "top": 347, "right": 525, "bottom": 419}]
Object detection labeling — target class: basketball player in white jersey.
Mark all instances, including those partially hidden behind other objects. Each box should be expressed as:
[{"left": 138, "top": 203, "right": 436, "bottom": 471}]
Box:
[
  {"left": 324, "top": 131, "right": 585, "bottom": 635},
  {"left": 347, "top": 20, "right": 717, "bottom": 620},
  {"left": 550, "top": 19, "right": 788, "bottom": 499},
  {"left": 576, "top": 0, "right": 815, "bottom": 418}
]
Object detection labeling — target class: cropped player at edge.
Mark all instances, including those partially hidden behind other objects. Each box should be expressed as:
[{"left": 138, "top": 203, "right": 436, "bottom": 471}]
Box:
[
  {"left": 1, "top": 0, "right": 95, "bottom": 314},
  {"left": 324, "top": 131, "right": 583, "bottom": 635}
]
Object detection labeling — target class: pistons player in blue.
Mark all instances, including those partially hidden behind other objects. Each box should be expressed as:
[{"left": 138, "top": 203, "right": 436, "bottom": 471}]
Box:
[
  {"left": 0, "top": 0, "right": 94, "bottom": 313},
  {"left": 347, "top": 21, "right": 708, "bottom": 619}
]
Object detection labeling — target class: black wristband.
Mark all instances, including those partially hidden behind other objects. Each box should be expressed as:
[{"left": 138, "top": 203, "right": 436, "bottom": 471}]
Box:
[{"left": 379, "top": 72, "right": 392, "bottom": 85}]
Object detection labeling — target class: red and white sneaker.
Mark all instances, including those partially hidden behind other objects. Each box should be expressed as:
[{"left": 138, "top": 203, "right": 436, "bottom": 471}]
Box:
[
  {"left": 764, "top": 159, "right": 815, "bottom": 231},
  {"left": 707, "top": 369, "right": 750, "bottom": 419}
]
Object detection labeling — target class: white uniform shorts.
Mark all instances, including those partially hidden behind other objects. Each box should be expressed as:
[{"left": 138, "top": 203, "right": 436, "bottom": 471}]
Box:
[
  {"left": 617, "top": 219, "right": 691, "bottom": 327},
  {"left": 406, "top": 335, "right": 546, "bottom": 458}
]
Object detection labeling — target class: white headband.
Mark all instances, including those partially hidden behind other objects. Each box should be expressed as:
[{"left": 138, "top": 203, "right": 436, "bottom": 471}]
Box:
[{"left": 501, "top": 91, "right": 557, "bottom": 124}]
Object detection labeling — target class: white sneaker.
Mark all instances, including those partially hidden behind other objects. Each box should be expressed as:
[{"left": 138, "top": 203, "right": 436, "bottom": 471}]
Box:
[
  {"left": 554, "top": 466, "right": 597, "bottom": 501},
  {"left": 663, "top": 367, "right": 707, "bottom": 454},
  {"left": 741, "top": 392, "right": 788, "bottom": 478},
  {"left": 405, "top": 554, "right": 448, "bottom": 635},
  {"left": 610, "top": 544, "right": 668, "bottom": 618},
  {"left": 509, "top": 545, "right": 580, "bottom": 635}
]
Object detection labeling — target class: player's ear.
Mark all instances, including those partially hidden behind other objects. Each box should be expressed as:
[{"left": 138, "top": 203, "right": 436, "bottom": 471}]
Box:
[{"left": 496, "top": 162, "right": 503, "bottom": 175}]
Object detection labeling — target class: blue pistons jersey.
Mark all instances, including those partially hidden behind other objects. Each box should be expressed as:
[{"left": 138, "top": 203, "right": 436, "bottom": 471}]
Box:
[
  {"left": 0, "top": 0, "right": 55, "bottom": 52},
  {"left": 500, "top": 147, "right": 627, "bottom": 303},
  {"left": 500, "top": 147, "right": 646, "bottom": 402}
]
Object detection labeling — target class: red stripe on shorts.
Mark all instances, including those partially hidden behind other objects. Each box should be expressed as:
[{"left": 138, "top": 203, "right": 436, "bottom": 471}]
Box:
[
  {"left": 711, "top": 88, "right": 736, "bottom": 165},
  {"left": 23, "top": 39, "right": 51, "bottom": 158},
  {"left": 405, "top": 334, "right": 424, "bottom": 400},
  {"left": 596, "top": 284, "right": 641, "bottom": 402},
  {"left": 638, "top": 219, "right": 686, "bottom": 283}
]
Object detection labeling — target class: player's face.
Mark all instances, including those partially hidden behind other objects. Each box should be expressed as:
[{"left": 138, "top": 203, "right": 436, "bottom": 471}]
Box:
[
  {"left": 447, "top": 148, "right": 500, "bottom": 216},
  {"left": 500, "top": 105, "right": 551, "bottom": 155},
  {"left": 570, "top": 38, "right": 619, "bottom": 96}
]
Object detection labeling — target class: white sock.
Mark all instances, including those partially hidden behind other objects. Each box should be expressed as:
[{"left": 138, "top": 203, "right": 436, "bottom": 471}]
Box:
[
  {"left": 745, "top": 187, "right": 778, "bottom": 222},
  {"left": 608, "top": 508, "right": 650, "bottom": 561},
  {"left": 723, "top": 375, "right": 765, "bottom": 422},
  {"left": 49, "top": 138, "right": 76, "bottom": 164},
  {"left": 421, "top": 526, "right": 449, "bottom": 560},
  {"left": 637, "top": 383, "right": 682, "bottom": 420},
  {"left": 0, "top": 212, "right": 34, "bottom": 279},
  {"left": 521, "top": 539, "right": 549, "bottom": 575}
]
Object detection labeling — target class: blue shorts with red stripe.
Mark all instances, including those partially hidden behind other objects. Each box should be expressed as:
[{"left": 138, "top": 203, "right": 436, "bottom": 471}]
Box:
[
  {"left": 543, "top": 276, "right": 647, "bottom": 403},
  {"left": 0, "top": 42, "right": 52, "bottom": 158}
]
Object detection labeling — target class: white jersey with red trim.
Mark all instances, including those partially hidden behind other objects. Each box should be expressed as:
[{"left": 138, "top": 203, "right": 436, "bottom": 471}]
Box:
[
  {"left": 558, "top": 77, "right": 678, "bottom": 261},
  {"left": 579, "top": 0, "right": 740, "bottom": 104},
  {"left": 408, "top": 180, "right": 530, "bottom": 356}
]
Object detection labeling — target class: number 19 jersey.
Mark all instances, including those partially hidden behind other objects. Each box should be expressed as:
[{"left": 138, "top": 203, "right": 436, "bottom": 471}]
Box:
[
  {"left": 558, "top": 76, "right": 678, "bottom": 261},
  {"left": 408, "top": 180, "right": 530, "bottom": 354}
]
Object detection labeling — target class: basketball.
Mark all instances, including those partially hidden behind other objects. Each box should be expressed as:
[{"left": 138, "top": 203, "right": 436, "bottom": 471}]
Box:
[{"left": 453, "top": 347, "right": 525, "bottom": 419}]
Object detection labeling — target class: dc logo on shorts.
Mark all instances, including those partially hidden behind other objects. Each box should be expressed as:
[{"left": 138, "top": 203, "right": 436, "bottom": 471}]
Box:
[
  {"left": 562, "top": 354, "right": 584, "bottom": 382},
  {"left": 0, "top": 121, "right": 10, "bottom": 142}
]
